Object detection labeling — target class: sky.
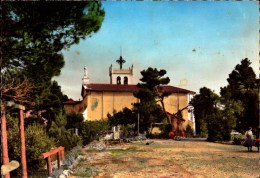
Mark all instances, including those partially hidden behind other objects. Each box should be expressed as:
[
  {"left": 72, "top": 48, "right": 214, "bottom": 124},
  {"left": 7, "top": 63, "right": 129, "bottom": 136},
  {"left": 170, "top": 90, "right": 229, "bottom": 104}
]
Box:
[{"left": 53, "top": 1, "right": 259, "bottom": 100}]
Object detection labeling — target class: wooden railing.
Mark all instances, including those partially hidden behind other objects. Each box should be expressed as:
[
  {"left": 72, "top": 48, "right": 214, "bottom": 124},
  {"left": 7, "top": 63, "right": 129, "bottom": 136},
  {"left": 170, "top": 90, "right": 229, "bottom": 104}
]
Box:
[{"left": 39, "top": 146, "right": 65, "bottom": 177}]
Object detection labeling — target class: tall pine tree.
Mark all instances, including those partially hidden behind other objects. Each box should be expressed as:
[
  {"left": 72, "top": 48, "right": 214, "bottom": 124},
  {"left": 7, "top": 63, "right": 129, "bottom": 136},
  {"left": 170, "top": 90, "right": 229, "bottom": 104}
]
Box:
[{"left": 220, "top": 58, "right": 259, "bottom": 132}]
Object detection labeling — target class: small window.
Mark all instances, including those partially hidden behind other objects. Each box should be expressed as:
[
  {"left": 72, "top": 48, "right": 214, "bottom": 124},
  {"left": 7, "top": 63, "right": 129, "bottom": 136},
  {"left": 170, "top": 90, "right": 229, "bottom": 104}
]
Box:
[
  {"left": 117, "top": 76, "right": 121, "bottom": 84},
  {"left": 124, "top": 77, "right": 128, "bottom": 84}
]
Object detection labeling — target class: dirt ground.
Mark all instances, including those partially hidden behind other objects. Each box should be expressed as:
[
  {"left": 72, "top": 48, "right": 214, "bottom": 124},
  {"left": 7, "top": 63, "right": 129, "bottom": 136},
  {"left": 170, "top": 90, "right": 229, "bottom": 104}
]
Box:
[{"left": 71, "top": 139, "right": 260, "bottom": 178}]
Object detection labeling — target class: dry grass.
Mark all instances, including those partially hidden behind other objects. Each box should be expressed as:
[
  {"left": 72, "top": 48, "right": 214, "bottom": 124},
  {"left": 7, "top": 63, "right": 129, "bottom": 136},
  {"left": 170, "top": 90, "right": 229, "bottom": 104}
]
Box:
[{"left": 72, "top": 139, "right": 260, "bottom": 178}]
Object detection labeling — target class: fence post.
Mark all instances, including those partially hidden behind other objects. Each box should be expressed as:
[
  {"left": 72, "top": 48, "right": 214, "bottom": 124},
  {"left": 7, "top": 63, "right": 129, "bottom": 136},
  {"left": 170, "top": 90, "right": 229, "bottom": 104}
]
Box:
[
  {"left": 1, "top": 103, "right": 10, "bottom": 178},
  {"left": 47, "top": 157, "right": 52, "bottom": 177},
  {"left": 19, "top": 106, "right": 27, "bottom": 178},
  {"left": 57, "top": 152, "right": 61, "bottom": 169}
]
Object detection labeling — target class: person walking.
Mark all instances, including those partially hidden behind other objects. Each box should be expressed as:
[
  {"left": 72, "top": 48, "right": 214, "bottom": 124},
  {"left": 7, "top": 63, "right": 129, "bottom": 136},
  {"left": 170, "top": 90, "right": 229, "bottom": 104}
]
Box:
[{"left": 243, "top": 127, "right": 254, "bottom": 152}]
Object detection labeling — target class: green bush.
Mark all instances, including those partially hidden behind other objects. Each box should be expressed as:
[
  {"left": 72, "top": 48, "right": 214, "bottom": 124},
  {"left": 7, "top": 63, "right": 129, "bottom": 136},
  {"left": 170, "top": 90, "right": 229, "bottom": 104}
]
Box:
[
  {"left": 25, "top": 124, "right": 56, "bottom": 169},
  {"left": 120, "top": 124, "right": 135, "bottom": 138},
  {"left": 48, "top": 112, "right": 82, "bottom": 150},
  {"left": 80, "top": 120, "right": 109, "bottom": 145},
  {"left": 5, "top": 114, "right": 55, "bottom": 175},
  {"left": 231, "top": 134, "right": 245, "bottom": 145},
  {"left": 185, "top": 124, "right": 194, "bottom": 137},
  {"left": 66, "top": 112, "right": 84, "bottom": 130},
  {"left": 158, "top": 123, "right": 172, "bottom": 138}
]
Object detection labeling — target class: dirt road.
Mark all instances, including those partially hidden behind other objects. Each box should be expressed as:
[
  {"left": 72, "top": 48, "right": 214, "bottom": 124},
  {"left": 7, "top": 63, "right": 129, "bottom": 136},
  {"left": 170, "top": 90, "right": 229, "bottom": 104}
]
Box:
[{"left": 72, "top": 139, "right": 260, "bottom": 178}]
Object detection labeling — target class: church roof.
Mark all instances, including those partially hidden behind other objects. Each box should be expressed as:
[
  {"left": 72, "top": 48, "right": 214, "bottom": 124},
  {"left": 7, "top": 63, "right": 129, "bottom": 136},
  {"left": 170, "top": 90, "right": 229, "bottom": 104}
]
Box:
[
  {"left": 63, "top": 99, "right": 82, "bottom": 104},
  {"left": 84, "top": 83, "right": 195, "bottom": 94},
  {"left": 157, "top": 85, "right": 196, "bottom": 94}
]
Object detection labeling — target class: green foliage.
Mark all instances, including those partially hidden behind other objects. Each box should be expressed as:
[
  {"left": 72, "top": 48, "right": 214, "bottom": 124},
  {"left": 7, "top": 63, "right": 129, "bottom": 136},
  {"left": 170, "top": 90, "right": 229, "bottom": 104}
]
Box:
[
  {"left": 138, "top": 68, "right": 170, "bottom": 91},
  {"left": 220, "top": 58, "right": 259, "bottom": 133},
  {"left": 48, "top": 112, "right": 82, "bottom": 150},
  {"left": 80, "top": 120, "right": 109, "bottom": 145},
  {"left": 190, "top": 86, "right": 242, "bottom": 141},
  {"left": 198, "top": 122, "right": 208, "bottom": 137},
  {"left": 6, "top": 114, "right": 21, "bottom": 162},
  {"left": 120, "top": 124, "right": 135, "bottom": 138},
  {"left": 2, "top": 1, "right": 105, "bottom": 114},
  {"left": 133, "top": 67, "right": 170, "bottom": 131},
  {"left": 207, "top": 112, "right": 223, "bottom": 142},
  {"left": 2, "top": 1, "right": 105, "bottom": 70},
  {"left": 137, "top": 101, "right": 165, "bottom": 133},
  {"left": 34, "top": 80, "right": 69, "bottom": 131},
  {"left": 25, "top": 124, "right": 56, "bottom": 167},
  {"left": 190, "top": 87, "right": 219, "bottom": 136},
  {"left": 6, "top": 114, "right": 55, "bottom": 172},
  {"left": 107, "top": 107, "right": 137, "bottom": 127},
  {"left": 66, "top": 112, "right": 84, "bottom": 130},
  {"left": 185, "top": 124, "right": 194, "bottom": 137},
  {"left": 135, "top": 67, "right": 171, "bottom": 103},
  {"left": 231, "top": 134, "right": 244, "bottom": 145},
  {"left": 107, "top": 108, "right": 137, "bottom": 137},
  {"left": 158, "top": 123, "right": 172, "bottom": 138},
  {"left": 1, "top": 2, "right": 105, "bottom": 174},
  {"left": 206, "top": 108, "right": 242, "bottom": 142}
]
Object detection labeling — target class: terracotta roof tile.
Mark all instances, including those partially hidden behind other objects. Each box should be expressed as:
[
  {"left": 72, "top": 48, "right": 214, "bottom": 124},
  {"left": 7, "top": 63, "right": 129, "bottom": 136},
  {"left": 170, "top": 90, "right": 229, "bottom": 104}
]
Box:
[
  {"left": 84, "top": 83, "right": 195, "bottom": 94},
  {"left": 63, "top": 99, "right": 82, "bottom": 104},
  {"left": 156, "top": 85, "right": 196, "bottom": 94}
]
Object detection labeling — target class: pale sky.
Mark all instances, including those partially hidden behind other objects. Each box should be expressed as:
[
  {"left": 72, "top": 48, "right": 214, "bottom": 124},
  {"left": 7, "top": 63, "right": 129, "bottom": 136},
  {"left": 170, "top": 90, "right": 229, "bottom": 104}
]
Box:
[{"left": 53, "top": 1, "right": 259, "bottom": 100}]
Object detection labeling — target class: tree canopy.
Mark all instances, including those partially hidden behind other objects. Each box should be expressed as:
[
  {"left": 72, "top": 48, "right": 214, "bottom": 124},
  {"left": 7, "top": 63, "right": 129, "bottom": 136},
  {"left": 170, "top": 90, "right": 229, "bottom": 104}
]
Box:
[
  {"left": 190, "top": 87, "right": 219, "bottom": 136},
  {"left": 134, "top": 67, "right": 171, "bottom": 132},
  {"left": 1, "top": 1, "right": 105, "bottom": 104},
  {"left": 220, "top": 58, "right": 259, "bottom": 132},
  {"left": 1, "top": 1, "right": 104, "bottom": 69},
  {"left": 0, "top": 2, "right": 105, "bottom": 172},
  {"left": 191, "top": 58, "right": 258, "bottom": 141}
]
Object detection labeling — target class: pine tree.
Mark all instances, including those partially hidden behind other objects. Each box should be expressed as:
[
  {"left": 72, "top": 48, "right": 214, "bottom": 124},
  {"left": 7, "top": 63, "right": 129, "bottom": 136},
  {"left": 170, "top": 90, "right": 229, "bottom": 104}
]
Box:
[{"left": 220, "top": 58, "right": 259, "bottom": 132}]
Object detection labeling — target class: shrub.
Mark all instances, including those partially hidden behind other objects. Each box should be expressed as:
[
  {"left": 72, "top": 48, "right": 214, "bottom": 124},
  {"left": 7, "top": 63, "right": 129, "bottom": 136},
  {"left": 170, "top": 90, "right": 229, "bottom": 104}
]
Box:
[
  {"left": 25, "top": 124, "right": 56, "bottom": 168},
  {"left": 80, "top": 120, "right": 109, "bottom": 145},
  {"left": 6, "top": 114, "right": 55, "bottom": 175},
  {"left": 48, "top": 112, "right": 82, "bottom": 150},
  {"left": 158, "top": 123, "right": 172, "bottom": 138},
  {"left": 185, "top": 124, "right": 194, "bottom": 137},
  {"left": 120, "top": 124, "right": 135, "bottom": 138},
  {"left": 231, "top": 134, "right": 244, "bottom": 145},
  {"left": 66, "top": 112, "right": 84, "bottom": 130}
]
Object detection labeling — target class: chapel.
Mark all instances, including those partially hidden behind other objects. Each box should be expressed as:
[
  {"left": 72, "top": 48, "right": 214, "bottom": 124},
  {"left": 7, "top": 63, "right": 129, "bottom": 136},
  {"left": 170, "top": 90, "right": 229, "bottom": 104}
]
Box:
[{"left": 64, "top": 55, "right": 196, "bottom": 132}]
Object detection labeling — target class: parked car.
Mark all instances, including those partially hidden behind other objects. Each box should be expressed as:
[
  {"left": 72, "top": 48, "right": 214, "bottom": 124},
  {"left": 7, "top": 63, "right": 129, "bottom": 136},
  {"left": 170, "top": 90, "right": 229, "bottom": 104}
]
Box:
[{"left": 231, "top": 130, "right": 242, "bottom": 135}]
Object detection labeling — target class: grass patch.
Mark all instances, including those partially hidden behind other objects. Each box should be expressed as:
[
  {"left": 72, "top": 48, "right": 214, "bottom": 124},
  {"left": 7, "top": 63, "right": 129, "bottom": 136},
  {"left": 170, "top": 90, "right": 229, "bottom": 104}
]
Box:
[
  {"left": 207, "top": 143, "right": 243, "bottom": 152},
  {"left": 109, "top": 146, "right": 147, "bottom": 157},
  {"left": 110, "top": 149, "right": 126, "bottom": 156},
  {"left": 73, "top": 166, "right": 99, "bottom": 177},
  {"left": 176, "top": 151, "right": 211, "bottom": 157}
]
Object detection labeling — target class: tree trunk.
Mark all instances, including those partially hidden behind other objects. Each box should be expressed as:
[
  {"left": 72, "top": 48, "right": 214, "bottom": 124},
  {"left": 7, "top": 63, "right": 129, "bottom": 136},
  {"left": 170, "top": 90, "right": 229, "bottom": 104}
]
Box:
[{"left": 159, "top": 99, "right": 175, "bottom": 131}]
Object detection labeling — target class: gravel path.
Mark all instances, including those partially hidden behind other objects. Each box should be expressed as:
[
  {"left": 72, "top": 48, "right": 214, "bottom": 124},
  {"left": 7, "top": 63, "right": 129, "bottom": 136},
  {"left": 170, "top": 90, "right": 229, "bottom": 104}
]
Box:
[{"left": 71, "top": 139, "right": 260, "bottom": 178}]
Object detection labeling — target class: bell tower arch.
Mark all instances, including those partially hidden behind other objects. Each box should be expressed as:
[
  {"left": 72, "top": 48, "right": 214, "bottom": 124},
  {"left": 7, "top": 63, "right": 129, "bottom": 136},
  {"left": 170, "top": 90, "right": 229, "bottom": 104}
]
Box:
[{"left": 109, "top": 55, "right": 133, "bottom": 85}]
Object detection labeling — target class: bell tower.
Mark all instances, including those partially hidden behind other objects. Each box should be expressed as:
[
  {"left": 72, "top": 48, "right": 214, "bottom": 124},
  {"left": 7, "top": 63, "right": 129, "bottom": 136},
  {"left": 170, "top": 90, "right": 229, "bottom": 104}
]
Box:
[{"left": 109, "top": 55, "right": 133, "bottom": 85}]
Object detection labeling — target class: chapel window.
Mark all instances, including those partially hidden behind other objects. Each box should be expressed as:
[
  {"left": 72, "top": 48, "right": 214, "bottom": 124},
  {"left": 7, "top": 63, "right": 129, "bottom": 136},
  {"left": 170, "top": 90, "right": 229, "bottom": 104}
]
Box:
[
  {"left": 124, "top": 77, "right": 128, "bottom": 84},
  {"left": 117, "top": 76, "right": 121, "bottom": 84}
]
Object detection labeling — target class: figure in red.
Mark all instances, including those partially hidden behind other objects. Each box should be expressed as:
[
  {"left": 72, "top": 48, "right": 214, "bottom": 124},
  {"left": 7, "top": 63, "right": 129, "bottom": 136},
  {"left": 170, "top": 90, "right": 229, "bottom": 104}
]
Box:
[
  {"left": 169, "top": 131, "right": 175, "bottom": 138},
  {"left": 180, "top": 130, "right": 185, "bottom": 137}
]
